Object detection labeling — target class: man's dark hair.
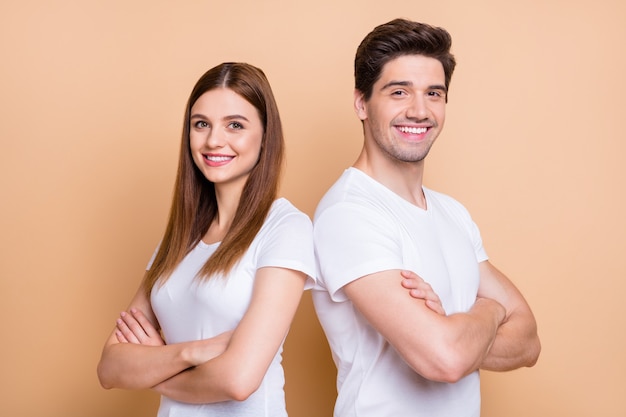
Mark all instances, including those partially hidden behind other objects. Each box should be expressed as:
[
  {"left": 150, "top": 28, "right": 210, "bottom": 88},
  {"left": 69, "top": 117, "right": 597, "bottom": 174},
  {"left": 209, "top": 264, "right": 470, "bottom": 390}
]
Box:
[{"left": 355, "top": 18, "right": 456, "bottom": 101}]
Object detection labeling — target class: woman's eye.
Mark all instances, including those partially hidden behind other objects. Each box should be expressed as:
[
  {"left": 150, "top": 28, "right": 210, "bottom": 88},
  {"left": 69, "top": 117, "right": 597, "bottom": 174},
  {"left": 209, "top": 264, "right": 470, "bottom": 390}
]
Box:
[
  {"left": 194, "top": 121, "right": 208, "bottom": 128},
  {"left": 229, "top": 121, "right": 244, "bottom": 129}
]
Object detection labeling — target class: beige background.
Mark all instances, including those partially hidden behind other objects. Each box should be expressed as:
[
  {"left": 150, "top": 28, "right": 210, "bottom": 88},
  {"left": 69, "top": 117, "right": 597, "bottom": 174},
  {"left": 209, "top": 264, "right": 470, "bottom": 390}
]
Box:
[{"left": 1, "top": 0, "right": 624, "bottom": 416}]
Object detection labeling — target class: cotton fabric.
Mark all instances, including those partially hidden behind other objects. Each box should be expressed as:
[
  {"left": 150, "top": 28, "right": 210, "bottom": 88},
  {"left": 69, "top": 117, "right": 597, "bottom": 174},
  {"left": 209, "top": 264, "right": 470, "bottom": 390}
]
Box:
[
  {"left": 150, "top": 198, "right": 316, "bottom": 417},
  {"left": 313, "top": 168, "right": 487, "bottom": 417}
]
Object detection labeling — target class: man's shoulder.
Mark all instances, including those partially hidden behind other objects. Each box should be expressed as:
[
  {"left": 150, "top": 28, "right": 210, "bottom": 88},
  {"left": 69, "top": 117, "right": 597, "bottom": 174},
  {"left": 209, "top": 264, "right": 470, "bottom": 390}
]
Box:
[
  {"left": 315, "top": 168, "right": 384, "bottom": 219},
  {"left": 423, "top": 187, "right": 477, "bottom": 229},
  {"left": 424, "top": 187, "right": 469, "bottom": 211}
]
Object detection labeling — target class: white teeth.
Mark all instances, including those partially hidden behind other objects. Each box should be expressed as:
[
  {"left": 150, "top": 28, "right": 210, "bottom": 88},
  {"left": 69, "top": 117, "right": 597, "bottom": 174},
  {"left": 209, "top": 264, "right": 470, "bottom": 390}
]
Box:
[
  {"left": 399, "top": 126, "right": 427, "bottom": 134},
  {"left": 206, "top": 155, "right": 232, "bottom": 162}
]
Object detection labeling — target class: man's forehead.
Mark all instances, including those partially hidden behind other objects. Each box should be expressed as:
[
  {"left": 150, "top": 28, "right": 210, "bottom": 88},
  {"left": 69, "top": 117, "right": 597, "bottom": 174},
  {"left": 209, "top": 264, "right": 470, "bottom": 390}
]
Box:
[{"left": 379, "top": 54, "right": 445, "bottom": 83}]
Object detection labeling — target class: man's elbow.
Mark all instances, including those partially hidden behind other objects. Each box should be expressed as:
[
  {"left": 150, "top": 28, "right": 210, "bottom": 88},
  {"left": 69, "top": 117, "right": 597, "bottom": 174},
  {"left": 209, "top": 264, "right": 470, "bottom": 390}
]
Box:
[
  {"left": 423, "top": 367, "right": 467, "bottom": 384},
  {"left": 432, "top": 356, "right": 475, "bottom": 384},
  {"left": 407, "top": 346, "right": 477, "bottom": 384},
  {"left": 418, "top": 363, "right": 472, "bottom": 384},
  {"left": 524, "top": 335, "right": 541, "bottom": 367},
  {"left": 517, "top": 322, "right": 541, "bottom": 368}
]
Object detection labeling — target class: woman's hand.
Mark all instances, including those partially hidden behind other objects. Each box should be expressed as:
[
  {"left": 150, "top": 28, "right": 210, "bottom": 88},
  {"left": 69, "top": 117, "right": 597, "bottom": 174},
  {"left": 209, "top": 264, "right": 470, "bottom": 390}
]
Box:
[
  {"left": 185, "top": 330, "right": 234, "bottom": 367},
  {"left": 116, "top": 308, "right": 165, "bottom": 346}
]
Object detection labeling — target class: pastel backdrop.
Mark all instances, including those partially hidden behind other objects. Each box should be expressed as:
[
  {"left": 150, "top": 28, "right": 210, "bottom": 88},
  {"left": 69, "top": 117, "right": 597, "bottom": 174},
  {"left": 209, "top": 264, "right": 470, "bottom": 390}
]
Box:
[{"left": 1, "top": 0, "right": 624, "bottom": 416}]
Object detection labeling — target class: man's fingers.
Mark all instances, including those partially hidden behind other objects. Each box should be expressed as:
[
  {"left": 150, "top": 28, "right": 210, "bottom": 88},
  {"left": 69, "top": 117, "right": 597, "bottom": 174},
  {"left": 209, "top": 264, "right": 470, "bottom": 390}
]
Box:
[
  {"left": 402, "top": 272, "right": 447, "bottom": 316},
  {"left": 425, "top": 299, "right": 446, "bottom": 316},
  {"left": 400, "top": 270, "right": 424, "bottom": 282}
]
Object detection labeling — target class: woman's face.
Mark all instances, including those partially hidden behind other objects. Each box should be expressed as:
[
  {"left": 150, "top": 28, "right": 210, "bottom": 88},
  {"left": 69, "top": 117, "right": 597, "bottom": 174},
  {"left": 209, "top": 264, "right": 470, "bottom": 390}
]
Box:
[{"left": 189, "top": 88, "right": 263, "bottom": 192}]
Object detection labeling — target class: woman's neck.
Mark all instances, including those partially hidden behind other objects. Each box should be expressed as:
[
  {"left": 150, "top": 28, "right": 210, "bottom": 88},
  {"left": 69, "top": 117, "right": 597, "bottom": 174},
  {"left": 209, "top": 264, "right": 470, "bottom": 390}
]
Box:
[{"left": 202, "top": 183, "right": 243, "bottom": 244}]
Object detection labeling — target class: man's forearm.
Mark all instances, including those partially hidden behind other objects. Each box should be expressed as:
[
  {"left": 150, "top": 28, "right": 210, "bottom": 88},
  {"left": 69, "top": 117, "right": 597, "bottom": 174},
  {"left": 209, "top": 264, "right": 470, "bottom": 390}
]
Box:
[{"left": 480, "top": 309, "right": 541, "bottom": 371}]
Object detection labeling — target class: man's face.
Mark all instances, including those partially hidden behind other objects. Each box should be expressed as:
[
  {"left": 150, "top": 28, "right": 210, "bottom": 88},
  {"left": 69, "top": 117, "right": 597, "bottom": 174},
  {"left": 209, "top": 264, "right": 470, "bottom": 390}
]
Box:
[{"left": 355, "top": 54, "right": 447, "bottom": 164}]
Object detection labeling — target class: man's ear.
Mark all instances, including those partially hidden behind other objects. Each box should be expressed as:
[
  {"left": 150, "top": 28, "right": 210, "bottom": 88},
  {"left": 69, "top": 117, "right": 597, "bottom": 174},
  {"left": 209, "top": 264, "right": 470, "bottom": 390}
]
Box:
[{"left": 354, "top": 89, "right": 367, "bottom": 121}]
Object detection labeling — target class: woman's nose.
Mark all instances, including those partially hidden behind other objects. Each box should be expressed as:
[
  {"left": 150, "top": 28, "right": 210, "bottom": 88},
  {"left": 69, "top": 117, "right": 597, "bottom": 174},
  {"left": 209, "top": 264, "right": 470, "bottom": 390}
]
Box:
[{"left": 206, "top": 130, "right": 225, "bottom": 148}]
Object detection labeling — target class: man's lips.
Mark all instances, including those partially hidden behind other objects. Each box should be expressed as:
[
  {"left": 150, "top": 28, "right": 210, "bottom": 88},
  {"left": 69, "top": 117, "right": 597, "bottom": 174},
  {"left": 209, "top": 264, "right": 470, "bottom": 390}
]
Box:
[{"left": 397, "top": 126, "right": 429, "bottom": 134}]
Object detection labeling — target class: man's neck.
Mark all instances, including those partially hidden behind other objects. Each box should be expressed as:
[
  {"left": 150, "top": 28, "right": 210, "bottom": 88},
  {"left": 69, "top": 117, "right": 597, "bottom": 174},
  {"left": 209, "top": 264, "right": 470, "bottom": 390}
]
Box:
[{"left": 353, "top": 148, "right": 427, "bottom": 209}]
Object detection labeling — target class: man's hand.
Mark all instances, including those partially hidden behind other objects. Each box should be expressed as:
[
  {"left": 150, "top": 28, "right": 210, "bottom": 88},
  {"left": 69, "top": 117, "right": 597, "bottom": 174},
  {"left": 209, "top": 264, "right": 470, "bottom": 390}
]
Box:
[
  {"left": 116, "top": 308, "right": 165, "bottom": 346},
  {"left": 400, "top": 270, "right": 446, "bottom": 315}
]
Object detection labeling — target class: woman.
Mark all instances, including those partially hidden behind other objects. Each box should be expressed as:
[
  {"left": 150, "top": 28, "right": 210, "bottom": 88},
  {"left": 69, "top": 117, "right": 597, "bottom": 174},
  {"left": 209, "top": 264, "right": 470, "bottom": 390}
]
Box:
[{"left": 97, "top": 62, "right": 316, "bottom": 417}]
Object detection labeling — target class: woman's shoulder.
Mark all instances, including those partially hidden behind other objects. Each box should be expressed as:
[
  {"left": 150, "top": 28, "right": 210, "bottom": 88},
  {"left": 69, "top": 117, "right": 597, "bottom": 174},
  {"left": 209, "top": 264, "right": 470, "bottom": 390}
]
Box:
[
  {"left": 270, "top": 197, "right": 311, "bottom": 218},
  {"left": 262, "top": 198, "right": 312, "bottom": 231}
]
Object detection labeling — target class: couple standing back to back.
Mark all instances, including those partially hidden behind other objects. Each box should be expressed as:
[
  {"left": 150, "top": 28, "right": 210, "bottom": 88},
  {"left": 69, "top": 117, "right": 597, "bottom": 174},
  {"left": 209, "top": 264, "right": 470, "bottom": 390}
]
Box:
[{"left": 98, "top": 18, "right": 540, "bottom": 417}]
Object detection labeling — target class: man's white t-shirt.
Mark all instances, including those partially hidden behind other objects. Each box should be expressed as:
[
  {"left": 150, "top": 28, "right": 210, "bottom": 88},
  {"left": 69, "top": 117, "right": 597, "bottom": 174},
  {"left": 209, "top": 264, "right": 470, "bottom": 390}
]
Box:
[
  {"left": 150, "top": 198, "right": 316, "bottom": 417},
  {"left": 313, "top": 168, "right": 488, "bottom": 417}
]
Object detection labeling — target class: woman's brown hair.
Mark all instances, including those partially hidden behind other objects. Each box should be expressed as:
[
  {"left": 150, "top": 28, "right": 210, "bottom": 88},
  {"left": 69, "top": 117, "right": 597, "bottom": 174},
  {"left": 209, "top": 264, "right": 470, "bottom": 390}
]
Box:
[{"left": 143, "top": 62, "right": 284, "bottom": 293}]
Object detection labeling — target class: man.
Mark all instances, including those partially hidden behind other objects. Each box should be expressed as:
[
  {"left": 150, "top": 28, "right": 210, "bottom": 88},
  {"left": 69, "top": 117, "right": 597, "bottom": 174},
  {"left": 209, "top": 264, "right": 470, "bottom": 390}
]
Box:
[{"left": 312, "top": 18, "right": 540, "bottom": 417}]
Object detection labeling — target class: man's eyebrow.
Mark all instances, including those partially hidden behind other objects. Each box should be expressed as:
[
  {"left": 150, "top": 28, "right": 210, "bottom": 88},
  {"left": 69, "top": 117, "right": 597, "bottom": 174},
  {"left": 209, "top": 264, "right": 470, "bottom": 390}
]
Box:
[
  {"left": 429, "top": 84, "right": 448, "bottom": 93},
  {"left": 380, "top": 80, "right": 448, "bottom": 93},
  {"left": 380, "top": 80, "right": 413, "bottom": 90}
]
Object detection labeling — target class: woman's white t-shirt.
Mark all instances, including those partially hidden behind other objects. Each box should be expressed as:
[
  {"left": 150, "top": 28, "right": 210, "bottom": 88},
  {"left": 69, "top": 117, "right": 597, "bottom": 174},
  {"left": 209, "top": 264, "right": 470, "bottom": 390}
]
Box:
[{"left": 150, "top": 198, "right": 316, "bottom": 417}]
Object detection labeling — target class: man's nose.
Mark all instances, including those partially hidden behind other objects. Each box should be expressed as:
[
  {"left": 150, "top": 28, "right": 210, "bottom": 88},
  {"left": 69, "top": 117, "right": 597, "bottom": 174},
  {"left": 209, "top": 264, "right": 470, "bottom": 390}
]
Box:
[{"left": 406, "top": 96, "right": 428, "bottom": 120}]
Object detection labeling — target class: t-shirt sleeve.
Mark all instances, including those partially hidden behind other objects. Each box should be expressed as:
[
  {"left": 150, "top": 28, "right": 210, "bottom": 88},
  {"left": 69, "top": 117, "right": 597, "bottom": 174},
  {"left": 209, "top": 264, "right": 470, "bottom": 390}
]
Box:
[
  {"left": 314, "top": 203, "right": 404, "bottom": 302},
  {"left": 146, "top": 242, "right": 161, "bottom": 271},
  {"left": 446, "top": 197, "right": 488, "bottom": 263},
  {"left": 256, "top": 210, "right": 317, "bottom": 290},
  {"left": 467, "top": 215, "right": 488, "bottom": 263},
  {"left": 439, "top": 194, "right": 489, "bottom": 263}
]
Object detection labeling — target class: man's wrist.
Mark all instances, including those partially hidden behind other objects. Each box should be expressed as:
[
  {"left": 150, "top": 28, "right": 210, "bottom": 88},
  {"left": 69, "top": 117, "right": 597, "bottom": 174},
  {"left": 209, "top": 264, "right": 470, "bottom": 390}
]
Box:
[{"left": 475, "top": 297, "right": 506, "bottom": 325}]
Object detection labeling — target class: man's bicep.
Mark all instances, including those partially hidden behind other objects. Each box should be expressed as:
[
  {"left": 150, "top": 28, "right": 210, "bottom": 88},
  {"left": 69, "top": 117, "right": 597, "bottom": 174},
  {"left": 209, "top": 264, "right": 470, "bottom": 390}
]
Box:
[
  {"left": 343, "top": 270, "right": 447, "bottom": 374},
  {"left": 477, "top": 261, "right": 534, "bottom": 319},
  {"left": 314, "top": 205, "right": 402, "bottom": 297}
]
